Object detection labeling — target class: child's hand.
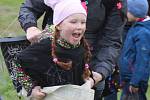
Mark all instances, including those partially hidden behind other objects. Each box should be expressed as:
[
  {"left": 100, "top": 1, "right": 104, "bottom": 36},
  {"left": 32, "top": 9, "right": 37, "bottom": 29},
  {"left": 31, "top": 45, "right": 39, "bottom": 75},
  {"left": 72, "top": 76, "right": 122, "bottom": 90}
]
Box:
[
  {"left": 31, "top": 86, "right": 46, "bottom": 100},
  {"left": 129, "top": 85, "right": 139, "bottom": 93},
  {"left": 92, "top": 71, "right": 103, "bottom": 85},
  {"left": 82, "top": 77, "right": 94, "bottom": 89}
]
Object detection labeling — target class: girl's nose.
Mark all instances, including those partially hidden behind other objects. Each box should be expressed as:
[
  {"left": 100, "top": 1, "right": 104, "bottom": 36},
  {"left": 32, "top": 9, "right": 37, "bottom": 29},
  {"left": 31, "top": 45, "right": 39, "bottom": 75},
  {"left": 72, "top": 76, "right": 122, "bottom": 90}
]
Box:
[{"left": 76, "top": 23, "right": 85, "bottom": 30}]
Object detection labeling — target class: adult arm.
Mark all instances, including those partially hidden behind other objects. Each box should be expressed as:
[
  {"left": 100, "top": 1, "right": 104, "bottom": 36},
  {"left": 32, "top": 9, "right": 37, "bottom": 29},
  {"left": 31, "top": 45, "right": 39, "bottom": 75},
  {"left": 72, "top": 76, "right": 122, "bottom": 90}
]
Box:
[
  {"left": 18, "top": 0, "right": 47, "bottom": 31},
  {"left": 18, "top": 0, "right": 52, "bottom": 43},
  {"left": 94, "top": 2, "right": 126, "bottom": 80}
]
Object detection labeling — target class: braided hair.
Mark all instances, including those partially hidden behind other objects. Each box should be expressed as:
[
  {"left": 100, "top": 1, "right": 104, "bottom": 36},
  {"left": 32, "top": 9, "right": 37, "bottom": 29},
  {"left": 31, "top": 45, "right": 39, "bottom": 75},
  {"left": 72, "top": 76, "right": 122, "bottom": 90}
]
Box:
[{"left": 51, "top": 28, "right": 92, "bottom": 79}]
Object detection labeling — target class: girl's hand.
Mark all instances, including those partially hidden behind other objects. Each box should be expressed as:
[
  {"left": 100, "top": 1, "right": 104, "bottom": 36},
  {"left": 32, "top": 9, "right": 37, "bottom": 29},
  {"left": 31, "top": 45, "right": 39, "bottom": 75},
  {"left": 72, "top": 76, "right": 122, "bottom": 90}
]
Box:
[
  {"left": 31, "top": 86, "right": 46, "bottom": 100},
  {"left": 82, "top": 71, "right": 103, "bottom": 88},
  {"left": 82, "top": 77, "right": 95, "bottom": 89},
  {"left": 92, "top": 71, "right": 103, "bottom": 85}
]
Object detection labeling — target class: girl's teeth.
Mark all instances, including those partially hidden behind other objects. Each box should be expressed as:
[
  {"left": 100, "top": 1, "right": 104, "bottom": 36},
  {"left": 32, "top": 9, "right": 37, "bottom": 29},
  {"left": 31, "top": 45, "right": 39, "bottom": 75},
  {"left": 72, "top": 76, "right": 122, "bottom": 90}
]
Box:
[{"left": 72, "top": 33, "right": 80, "bottom": 38}]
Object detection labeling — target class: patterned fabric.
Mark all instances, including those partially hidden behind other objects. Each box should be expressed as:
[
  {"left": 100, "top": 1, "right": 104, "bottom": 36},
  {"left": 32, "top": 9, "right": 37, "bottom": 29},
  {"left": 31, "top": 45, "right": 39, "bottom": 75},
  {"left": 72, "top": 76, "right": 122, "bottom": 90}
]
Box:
[
  {"left": 41, "top": 25, "right": 80, "bottom": 49},
  {"left": 0, "top": 38, "right": 30, "bottom": 95},
  {"left": 57, "top": 38, "right": 80, "bottom": 49},
  {"left": 16, "top": 37, "right": 85, "bottom": 95},
  {"left": 14, "top": 25, "right": 84, "bottom": 96},
  {"left": 102, "top": 66, "right": 121, "bottom": 96},
  {"left": 15, "top": 62, "right": 34, "bottom": 95}
]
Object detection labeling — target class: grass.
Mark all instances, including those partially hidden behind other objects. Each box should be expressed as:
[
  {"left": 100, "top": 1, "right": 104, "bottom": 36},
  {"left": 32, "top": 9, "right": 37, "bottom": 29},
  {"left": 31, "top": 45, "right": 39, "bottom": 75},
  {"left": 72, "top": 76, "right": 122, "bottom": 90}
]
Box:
[
  {"left": 0, "top": 0, "right": 149, "bottom": 100},
  {"left": 0, "top": 0, "right": 25, "bottom": 99},
  {"left": 0, "top": 0, "right": 25, "bottom": 38},
  {"left": 0, "top": 70, "right": 21, "bottom": 100}
]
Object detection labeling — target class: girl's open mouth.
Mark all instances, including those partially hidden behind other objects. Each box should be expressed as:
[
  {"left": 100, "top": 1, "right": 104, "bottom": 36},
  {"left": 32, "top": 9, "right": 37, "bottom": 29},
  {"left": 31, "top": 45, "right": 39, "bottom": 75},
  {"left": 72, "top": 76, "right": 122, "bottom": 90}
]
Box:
[{"left": 72, "top": 33, "right": 81, "bottom": 38}]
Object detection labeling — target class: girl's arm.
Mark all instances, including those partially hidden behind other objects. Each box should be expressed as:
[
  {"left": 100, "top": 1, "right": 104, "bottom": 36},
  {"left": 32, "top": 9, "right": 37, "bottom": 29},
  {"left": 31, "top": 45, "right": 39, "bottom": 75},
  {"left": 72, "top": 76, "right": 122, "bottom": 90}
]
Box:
[{"left": 15, "top": 62, "right": 35, "bottom": 96}]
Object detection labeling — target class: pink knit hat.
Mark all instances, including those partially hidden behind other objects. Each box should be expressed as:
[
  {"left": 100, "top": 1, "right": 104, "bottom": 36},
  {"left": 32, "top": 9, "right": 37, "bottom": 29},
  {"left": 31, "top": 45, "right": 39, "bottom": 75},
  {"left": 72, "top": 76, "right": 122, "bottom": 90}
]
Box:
[{"left": 44, "top": 0, "right": 87, "bottom": 25}]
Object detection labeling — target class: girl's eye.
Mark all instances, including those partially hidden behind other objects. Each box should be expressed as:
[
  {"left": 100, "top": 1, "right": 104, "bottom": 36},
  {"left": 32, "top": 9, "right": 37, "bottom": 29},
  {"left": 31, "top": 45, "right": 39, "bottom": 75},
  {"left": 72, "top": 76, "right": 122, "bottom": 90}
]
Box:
[
  {"left": 70, "top": 21, "right": 76, "bottom": 24},
  {"left": 81, "top": 21, "right": 86, "bottom": 24}
]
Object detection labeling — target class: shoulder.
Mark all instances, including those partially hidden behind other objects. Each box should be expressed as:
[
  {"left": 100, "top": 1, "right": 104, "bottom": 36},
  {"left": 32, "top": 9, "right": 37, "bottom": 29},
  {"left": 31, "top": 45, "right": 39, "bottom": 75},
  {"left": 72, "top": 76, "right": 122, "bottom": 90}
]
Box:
[
  {"left": 130, "top": 23, "right": 150, "bottom": 42},
  {"left": 134, "top": 21, "right": 150, "bottom": 34},
  {"left": 22, "top": 38, "right": 51, "bottom": 55},
  {"left": 28, "top": 0, "right": 52, "bottom": 10},
  {"left": 32, "top": 38, "right": 51, "bottom": 49}
]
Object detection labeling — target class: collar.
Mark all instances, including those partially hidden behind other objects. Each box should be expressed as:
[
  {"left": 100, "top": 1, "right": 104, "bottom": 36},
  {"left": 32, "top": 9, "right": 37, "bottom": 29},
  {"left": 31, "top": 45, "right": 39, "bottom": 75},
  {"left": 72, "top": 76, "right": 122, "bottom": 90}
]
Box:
[
  {"left": 137, "top": 18, "right": 145, "bottom": 22},
  {"left": 57, "top": 38, "right": 80, "bottom": 49},
  {"left": 46, "top": 25, "right": 80, "bottom": 49}
]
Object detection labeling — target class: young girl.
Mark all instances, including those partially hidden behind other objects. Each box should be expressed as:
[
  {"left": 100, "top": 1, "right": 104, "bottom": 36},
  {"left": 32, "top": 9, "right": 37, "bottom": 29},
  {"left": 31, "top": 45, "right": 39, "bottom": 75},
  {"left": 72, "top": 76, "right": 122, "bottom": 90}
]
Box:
[{"left": 16, "top": 0, "right": 99, "bottom": 99}]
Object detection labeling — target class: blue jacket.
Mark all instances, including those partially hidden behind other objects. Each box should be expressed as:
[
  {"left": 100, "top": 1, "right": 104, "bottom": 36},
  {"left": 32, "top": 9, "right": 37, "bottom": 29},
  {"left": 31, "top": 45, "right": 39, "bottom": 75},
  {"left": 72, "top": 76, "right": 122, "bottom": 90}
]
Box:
[{"left": 119, "top": 19, "right": 150, "bottom": 87}]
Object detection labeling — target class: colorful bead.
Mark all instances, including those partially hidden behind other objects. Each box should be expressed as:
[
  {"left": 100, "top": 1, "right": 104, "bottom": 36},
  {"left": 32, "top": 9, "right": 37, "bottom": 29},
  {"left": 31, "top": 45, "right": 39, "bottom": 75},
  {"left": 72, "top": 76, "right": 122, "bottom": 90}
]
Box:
[
  {"left": 117, "top": 2, "right": 122, "bottom": 10},
  {"left": 53, "top": 58, "right": 58, "bottom": 63},
  {"left": 85, "top": 63, "right": 89, "bottom": 68}
]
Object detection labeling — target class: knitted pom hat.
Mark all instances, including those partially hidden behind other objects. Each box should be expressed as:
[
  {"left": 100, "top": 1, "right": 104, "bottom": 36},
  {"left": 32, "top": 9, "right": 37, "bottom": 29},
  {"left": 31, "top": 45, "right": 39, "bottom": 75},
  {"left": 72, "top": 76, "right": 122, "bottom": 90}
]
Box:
[
  {"left": 127, "top": 0, "right": 149, "bottom": 18},
  {"left": 44, "top": 0, "right": 87, "bottom": 25}
]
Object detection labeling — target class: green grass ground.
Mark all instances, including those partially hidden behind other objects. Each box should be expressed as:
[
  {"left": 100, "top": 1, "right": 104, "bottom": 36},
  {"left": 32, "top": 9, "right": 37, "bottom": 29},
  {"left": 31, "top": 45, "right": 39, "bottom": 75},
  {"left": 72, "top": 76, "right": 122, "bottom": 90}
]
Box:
[
  {"left": 0, "top": 0, "right": 25, "bottom": 37},
  {"left": 0, "top": 0, "right": 149, "bottom": 100},
  {"left": 0, "top": 0, "right": 25, "bottom": 99}
]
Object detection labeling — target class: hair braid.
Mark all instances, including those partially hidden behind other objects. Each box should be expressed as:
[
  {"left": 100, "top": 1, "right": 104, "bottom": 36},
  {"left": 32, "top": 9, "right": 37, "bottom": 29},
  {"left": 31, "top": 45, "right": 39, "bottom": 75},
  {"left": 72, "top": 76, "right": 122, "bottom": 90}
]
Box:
[
  {"left": 82, "top": 36, "right": 92, "bottom": 79},
  {"left": 51, "top": 28, "right": 72, "bottom": 70}
]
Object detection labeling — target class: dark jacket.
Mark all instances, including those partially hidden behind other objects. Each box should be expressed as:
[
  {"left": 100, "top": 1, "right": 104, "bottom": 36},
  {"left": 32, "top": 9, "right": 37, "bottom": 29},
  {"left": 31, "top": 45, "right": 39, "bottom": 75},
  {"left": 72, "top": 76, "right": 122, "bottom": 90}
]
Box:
[
  {"left": 18, "top": 0, "right": 126, "bottom": 80},
  {"left": 17, "top": 38, "right": 85, "bottom": 94},
  {"left": 119, "top": 19, "right": 150, "bottom": 87},
  {"left": 148, "top": 0, "right": 150, "bottom": 16}
]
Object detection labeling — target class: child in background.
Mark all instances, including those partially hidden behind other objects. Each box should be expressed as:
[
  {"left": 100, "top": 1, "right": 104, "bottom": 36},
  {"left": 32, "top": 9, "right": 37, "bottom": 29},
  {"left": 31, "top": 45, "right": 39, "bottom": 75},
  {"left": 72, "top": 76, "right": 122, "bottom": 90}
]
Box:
[
  {"left": 119, "top": 0, "right": 150, "bottom": 100},
  {"left": 16, "top": 0, "right": 101, "bottom": 99}
]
